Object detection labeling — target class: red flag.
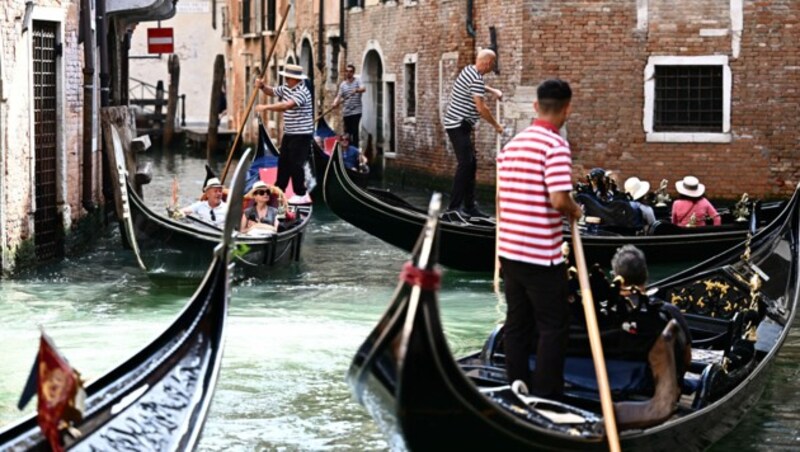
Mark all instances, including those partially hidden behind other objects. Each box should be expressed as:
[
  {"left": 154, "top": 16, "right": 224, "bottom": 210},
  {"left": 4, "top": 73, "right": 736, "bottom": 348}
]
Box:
[{"left": 36, "top": 333, "right": 80, "bottom": 452}]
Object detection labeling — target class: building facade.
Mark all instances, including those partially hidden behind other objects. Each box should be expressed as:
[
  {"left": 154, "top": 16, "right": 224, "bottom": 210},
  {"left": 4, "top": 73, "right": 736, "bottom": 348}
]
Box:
[
  {"left": 343, "top": 0, "right": 800, "bottom": 199},
  {"left": 222, "top": 0, "right": 343, "bottom": 145},
  {"left": 0, "top": 0, "right": 94, "bottom": 274}
]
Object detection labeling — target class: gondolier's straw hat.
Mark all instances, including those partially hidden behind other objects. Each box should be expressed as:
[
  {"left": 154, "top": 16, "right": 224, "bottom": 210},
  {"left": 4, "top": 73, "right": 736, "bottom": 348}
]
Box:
[
  {"left": 675, "top": 175, "right": 706, "bottom": 198},
  {"left": 204, "top": 177, "right": 224, "bottom": 191},
  {"left": 624, "top": 177, "right": 651, "bottom": 201},
  {"left": 279, "top": 64, "right": 308, "bottom": 80}
]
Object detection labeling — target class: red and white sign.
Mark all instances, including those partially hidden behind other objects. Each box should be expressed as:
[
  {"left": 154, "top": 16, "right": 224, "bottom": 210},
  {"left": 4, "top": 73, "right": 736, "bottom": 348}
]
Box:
[{"left": 147, "top": 28, "right": 174, "bottom": 54}]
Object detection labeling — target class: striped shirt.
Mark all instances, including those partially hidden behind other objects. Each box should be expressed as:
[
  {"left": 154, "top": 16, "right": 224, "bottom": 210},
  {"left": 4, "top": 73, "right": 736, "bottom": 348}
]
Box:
[
  {"left": 443, "top": 65, "right": 485, "bottom": 129},
  {"left": 274, "top": 83, "right": 314, "bottom": 135},
  {"left": 338, "top": 78, "right": 363, "bottom": 117},
  {"left": 497, "top": 119, "right": 574, "bottom": 266}
]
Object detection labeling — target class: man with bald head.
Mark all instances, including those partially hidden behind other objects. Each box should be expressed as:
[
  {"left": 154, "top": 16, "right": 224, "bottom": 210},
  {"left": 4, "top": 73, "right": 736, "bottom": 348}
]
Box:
[{"left": 443, "top": 49, "right": 504, "bottom": 218}]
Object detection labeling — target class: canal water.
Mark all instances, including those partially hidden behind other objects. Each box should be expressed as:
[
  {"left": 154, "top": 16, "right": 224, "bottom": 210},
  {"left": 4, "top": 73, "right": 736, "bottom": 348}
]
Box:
[{"left": 1, "top": 146, "right": 799, "bottom": 450}]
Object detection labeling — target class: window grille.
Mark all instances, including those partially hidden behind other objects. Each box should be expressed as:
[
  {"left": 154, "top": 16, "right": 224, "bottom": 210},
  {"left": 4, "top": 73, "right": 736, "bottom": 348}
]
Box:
[
  {"left": 654, "top": 65, "right": 723, "bottom": 132},
  {"left": 405, "top": 62, "right": 416, "bottom": 117}
]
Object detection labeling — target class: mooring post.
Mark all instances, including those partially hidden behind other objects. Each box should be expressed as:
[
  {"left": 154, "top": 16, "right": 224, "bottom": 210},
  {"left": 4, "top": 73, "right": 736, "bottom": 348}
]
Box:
[
  {"left": 207, "top": 54, "right": 225, "bottom": 161},
  {"left": 164, "top": 54, "right": 180, "bottom": 146}
]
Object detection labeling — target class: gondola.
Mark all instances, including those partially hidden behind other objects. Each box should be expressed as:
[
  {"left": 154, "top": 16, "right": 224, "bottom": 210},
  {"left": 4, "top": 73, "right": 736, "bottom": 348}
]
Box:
[
  {"left": 107, "top": 124, "right": 311, "bottom": 279},
  {"left": 348, "top": 186, "right": 800, "bottom": 450},
  {"left": 323, "top": 143, "right": 783, "bottom": 271},
  {"left": 0, "top": 148, "right": 253, "bottom": 451},
  {"left": 310, "top": 117, "right": 369, "bottom": 197}
]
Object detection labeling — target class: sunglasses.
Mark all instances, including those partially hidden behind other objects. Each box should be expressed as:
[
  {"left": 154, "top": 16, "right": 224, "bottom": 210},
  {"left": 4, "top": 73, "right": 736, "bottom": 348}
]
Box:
[
  {"left": 210, "top": 209, "right": 216, "bottom": 222},
  {"left": 254, "top": 190, "right": 268, "bottom": 196}
]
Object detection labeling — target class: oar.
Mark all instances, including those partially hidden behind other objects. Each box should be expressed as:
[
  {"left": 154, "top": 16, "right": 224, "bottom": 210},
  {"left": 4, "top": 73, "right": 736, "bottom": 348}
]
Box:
[
  {"left": 220, "top": 2, "right": 292, "bottom": 184},
  {"left": 570, "top": 220, "right": 621, "bottom": 452},
  {"left": 314, "top": 90, "right": 357, "bottom": 123},
  {"left": 493, "top": 99, "right": 503, "bottom": 295},
  {"left": 314, "top": 103, "right": 339, "bottom": 123}
]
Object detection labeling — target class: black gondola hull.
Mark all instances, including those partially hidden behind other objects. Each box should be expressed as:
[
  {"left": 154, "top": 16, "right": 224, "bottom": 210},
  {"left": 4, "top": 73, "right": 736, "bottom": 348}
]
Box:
[
  {"left": 349, "top": 187, "right": 800, "bottom": 450},
  {"left": 324, "top": 144, "right": 781, "bottom": 271}
]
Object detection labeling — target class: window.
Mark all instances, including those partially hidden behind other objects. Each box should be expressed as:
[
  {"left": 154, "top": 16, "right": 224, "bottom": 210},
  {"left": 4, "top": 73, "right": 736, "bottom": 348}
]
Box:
[
  {"left": 405, "top": 62, "right": 416, "bottom": 118},
  {"left": 241, "top": 0, "right": 254, "bottom": 35},
  {"left": 327, "top": 37, "right": 341, "bottom": 86},
  {"left": 403, "top": 54, "right": 417, "bottom": 120},
  {"left": 266, "top": 0, "right": 276, "bottom": 31},
  {"left": 346, "top": 0, "right": 363, "bottom": 9},
  {"left": 644, "top": 55, "right": 731, "bottom": 143},
  {"left": 654, "top": 66, "right": 722, "bottom": 132},
  {"left": 221, "top": 6, "right": 231, "bottom": 40}
]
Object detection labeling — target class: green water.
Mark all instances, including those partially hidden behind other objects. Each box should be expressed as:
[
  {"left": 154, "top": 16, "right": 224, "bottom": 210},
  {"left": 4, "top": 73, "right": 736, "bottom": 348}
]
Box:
[{"left": 0, "top": 147, "right": 798, "bottom": 450}]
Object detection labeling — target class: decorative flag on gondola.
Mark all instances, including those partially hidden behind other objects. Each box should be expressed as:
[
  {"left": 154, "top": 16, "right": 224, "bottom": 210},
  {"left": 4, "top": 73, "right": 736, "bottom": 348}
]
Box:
[{"left": 17, "top": 332, "right": 85, "bottom": 452}]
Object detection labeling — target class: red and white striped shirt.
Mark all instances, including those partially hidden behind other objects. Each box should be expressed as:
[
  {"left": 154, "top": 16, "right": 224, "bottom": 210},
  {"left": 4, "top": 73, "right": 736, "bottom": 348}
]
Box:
[{"left": 497, "top": 119, "right": 574, "bottom": 266}]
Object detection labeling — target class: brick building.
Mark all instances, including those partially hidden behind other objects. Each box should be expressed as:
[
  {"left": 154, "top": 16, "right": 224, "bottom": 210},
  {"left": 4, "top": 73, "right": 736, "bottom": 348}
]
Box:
[
  {"left": 0, "top": 0, "right": 91, "bottom": 274},
  {"left": 222, "top": 0, "right": 342, "bottom": 145},
  {"left": 343, "top": 0, "right": 800, "bottom": 199}
]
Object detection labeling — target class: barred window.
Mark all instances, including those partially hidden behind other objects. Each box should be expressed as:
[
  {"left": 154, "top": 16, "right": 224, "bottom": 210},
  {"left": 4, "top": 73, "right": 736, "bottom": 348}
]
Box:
[
  {"left": 405, "top": 62, "right": 416, "bottom": 118},
  {"left": 654, "top": 65, "right": 722, "bottom": 132},
  {"left": 644, "top": 55, "right": 731, "bottom": 143}
]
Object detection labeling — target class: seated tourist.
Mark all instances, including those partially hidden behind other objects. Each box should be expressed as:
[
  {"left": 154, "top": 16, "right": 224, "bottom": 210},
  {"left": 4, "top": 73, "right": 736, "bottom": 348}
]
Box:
[
  {"left": 338, "top": 133, "right": 368, "bottom": 172},
  {"left": 241, "top": 181, "right": 279, "bottom": 234},
  {"left": 179, "top": 176, "right": 228, "bottom": 227},
  {"left": 623, "top": 177, "right": 656, "bottom": 228},
  {"left": 671, "top": 176, "right": 721, "bottom": 227}
]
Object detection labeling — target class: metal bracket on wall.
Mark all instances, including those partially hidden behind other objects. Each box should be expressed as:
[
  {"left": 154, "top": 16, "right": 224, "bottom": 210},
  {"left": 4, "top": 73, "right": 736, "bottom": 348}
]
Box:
[{"left": 21, "top": 1, "right": 34, "bottom": 35}]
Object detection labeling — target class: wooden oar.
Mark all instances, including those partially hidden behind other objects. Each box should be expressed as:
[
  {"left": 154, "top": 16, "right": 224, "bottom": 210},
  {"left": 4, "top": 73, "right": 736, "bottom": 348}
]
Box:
[
  {"left": 220, "top": 2, "right": 291, "bottom": 184},
  {"left": 493, "top": 100, "right": 503, "bottom": 295},
  {"left": 314, "top": 90, "right": 358, "bottom": 123},
  {"left": 570, "top": 220, "right": 621, "bottom": 452}
]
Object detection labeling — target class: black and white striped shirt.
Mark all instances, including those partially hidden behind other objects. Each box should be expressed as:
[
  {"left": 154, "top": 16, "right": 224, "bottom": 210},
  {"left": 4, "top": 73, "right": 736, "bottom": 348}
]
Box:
[
  {"left": 274, "top": 83, "right": 314, "bottom": 135},
  {"left": 443, "top": 65, "right": 485, "bottom": 129},
  {"left": 338, "top": 78, "right": 363, "bottom": 117}
]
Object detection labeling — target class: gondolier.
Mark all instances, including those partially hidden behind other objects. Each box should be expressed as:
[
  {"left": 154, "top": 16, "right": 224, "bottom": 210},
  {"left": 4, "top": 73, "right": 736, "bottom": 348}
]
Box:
[
  {"left": 255, "top": 64, "right": 314, "bottom": 204},
  {"left": 497, "top": 79, "right": 582, "bottom": 399},
  {"left": 443, "top": 48, "right": 503, "bottom": 218},
  {"left": 332, "top": 63, "right": 366, "bottom": 148}
]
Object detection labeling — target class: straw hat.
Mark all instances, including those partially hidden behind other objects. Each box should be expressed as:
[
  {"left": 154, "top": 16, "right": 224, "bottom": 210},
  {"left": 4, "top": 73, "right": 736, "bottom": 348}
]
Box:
[
  {"left": 203, "top": 177, "right": 223, "bottom": 191},
  {"left": 624, "top": 177, "right": 651, "bottom": 201},
  {"left": 279, "top": 64, "right": 308, "bottom": 80},
  {"left": 675, "top": 176, "right": 706, "bottom": 198},
  {"left": 247, "top": 181, "right": 270, "bottom": 198}
]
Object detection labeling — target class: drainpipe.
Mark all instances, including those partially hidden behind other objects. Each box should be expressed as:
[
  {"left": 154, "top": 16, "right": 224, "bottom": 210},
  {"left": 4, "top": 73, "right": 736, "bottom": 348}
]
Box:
[
  {"left": 466, "top": 0, "right": 476, "bottom": 38},
  {"left": 80, "top": 0, "right": 96, "bottom": 212},
  {"left": 339, "top": 0, "right": 346, "bottom": 49},
  {"left": 97, "top": 0, "right": 110, "bottom": 107},
  {"left": 317, "top": 0, "right": 325, "bottom": 72}
]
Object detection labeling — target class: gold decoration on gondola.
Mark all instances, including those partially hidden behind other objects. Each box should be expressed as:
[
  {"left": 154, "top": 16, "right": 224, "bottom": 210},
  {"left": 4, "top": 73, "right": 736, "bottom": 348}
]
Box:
[
  {"left": 741, "top": 233, "right": 752, "bottom": 264},
  {"left": 665, "top": 277, "right": 748, "bottom": 320},
  {"left": 655, "top": 179, "right": 671, "bottom": 207},
  {"left": 744, "top": 273, "right": 762, "bottom": 342},
  {"left": 733, "top": 193, "right": 750, "bottom": 222}
]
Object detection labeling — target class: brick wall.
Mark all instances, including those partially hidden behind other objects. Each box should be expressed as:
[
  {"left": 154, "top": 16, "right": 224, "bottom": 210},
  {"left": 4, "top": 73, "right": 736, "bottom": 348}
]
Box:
[
  {"left": 1, "top": 0, "right": 88, "bottom": 271},
  {"left": 224, "top": 0, "right": 341, "bottom": 145},
  {"left": 344, "top": 0, "right": 800, "bottom": 199}
]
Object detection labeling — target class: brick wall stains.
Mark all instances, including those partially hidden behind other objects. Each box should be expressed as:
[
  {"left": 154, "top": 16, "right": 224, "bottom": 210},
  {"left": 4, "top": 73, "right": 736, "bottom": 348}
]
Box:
[{"left": 1, "top": 0, "right": 90, "bottom": 271}]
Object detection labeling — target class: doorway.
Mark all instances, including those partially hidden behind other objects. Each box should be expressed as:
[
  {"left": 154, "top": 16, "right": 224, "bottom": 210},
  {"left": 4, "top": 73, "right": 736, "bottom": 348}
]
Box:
[
  {"left": 300, "top": 39, "right": 314, "bottom": 112},
  {"left": 362, "top": 50, "right": 383, "bottom": 151},
  {"left": 32, "top": 21, "right": 64, "bottom": 263}
]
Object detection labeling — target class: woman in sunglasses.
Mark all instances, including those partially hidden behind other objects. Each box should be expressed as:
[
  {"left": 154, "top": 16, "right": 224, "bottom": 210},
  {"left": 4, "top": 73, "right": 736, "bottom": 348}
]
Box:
[{"left": 241, "top": 181, "right": 280, "bottom": 234}]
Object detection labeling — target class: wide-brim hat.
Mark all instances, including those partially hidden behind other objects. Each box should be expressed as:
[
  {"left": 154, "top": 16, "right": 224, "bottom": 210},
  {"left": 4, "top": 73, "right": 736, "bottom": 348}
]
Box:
[
  {"left": 675, "top": 175, "right": 705, "bottom": 198},
  {"left": 204, "top": 177, "right": 224, "bottom": 191},
  {"left": 279, "top": 64, "right": 308, "bottom": 80},
  {"left": 247, "top": 181, "right": 270, "bottom": 197},
  {"left": 624, "top": 177, "right": 651, "bottom": 201}
]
